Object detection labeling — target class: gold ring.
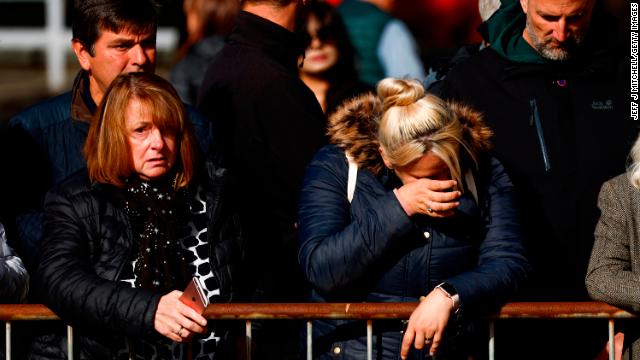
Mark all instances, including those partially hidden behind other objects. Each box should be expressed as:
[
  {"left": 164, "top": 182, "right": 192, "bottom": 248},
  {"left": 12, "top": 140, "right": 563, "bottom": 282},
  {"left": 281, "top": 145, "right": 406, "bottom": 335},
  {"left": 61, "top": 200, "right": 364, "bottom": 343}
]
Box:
[{"left": 177, "top": 326, "right": 184, "bottom": 337}]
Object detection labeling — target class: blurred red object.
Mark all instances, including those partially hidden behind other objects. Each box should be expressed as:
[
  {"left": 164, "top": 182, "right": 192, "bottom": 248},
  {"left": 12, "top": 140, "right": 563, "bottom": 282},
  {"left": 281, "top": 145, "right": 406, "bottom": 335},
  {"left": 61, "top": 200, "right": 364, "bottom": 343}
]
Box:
[
  {"left": 395, "top": 0, "right": 482, "bottom": 49},
  {"left": 327, "top": 0, "right": 482, "bottom": 52}
]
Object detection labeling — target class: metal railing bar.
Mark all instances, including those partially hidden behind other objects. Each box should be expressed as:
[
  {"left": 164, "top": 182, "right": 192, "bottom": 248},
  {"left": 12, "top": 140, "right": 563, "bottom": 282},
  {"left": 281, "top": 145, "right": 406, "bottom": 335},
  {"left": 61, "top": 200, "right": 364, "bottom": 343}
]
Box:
[
  {"left": 5, "top": 321, "right": 11, "bottom": 360},
  {"left": 0, "top": 302, "right": 635, "bottom": 321},
  {"left": 489, "top": 321, "right": 494, "bottom": 360},
  {"left": 245, "top": 320, "right": 251, "bottom": 360},
  {"left": 200, "top": 302, "right": 635, "bottom": 320},
  {"left": 306, "top": 320, "right": 312, "bottom": 360},
  {"left": 67, "top": 325, "right": 74, "bottom": 360},
  {"left": 489, "top": 302, "right": 635, "bottom": 319},
  {"left": 0, "top": 304, "right": 59, "bottom": 321},
  {"left": 608, "top": 319, "right": 614, "bottom": 360},
  {"left": 366, "top": 319, "right": 372, "bottom": 360},
  {"left": 0, "top": 302, "right": 634, "bottom": 360}
]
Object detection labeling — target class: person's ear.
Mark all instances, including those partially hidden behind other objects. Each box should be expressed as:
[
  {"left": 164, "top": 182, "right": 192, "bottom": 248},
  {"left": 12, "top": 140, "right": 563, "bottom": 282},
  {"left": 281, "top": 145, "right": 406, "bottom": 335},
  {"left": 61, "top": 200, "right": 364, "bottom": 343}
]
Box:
[
  {"left": 72, "top": 39, "right": 92, "bottom": 71},
  {"left": 519, "top": 0, "right": 528, "bottom": 14},
  {"left": 379, "top": 146, "right": 393, "bottom": 169}
]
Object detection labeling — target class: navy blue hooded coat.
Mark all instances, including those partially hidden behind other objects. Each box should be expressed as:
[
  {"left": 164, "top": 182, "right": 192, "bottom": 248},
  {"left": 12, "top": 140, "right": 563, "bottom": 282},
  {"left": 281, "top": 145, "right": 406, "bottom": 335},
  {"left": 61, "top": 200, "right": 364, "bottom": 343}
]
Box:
[{"left": 297, "top": 93, "right": 529, "bottom": 359}]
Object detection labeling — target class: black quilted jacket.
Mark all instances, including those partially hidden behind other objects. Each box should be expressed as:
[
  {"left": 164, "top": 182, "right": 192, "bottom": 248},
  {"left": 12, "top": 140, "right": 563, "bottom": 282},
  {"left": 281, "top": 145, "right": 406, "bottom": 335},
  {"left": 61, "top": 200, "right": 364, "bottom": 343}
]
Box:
[{"left": 33, "top": 162, "right": 242, "bottom": 359}]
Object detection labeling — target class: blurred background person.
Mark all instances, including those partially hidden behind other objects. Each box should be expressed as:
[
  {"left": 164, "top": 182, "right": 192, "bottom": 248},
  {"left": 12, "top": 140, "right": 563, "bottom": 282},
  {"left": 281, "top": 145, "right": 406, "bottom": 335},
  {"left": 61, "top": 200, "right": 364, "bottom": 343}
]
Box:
[
  {"left": 36, "top": 72, "right": 240, "bottom": 359},
  {"left": 298, "top": 78, "right": 528, "bottom": 359},
  {"left": 337, "top": 0, "right": 425, "bottom": 86},
  {"left": 298, "top": 0, "right": 372, "bottom": 116},
  {"left": 586, "top": 134, "right": 640, "bottom": 360},
  {"left": 424, "top": 0, "right": 500, "bottom": 91},
  {"left": 0, "top": 222, "right": 28, "bottom": 304},
  {"left": 171, "top": 0, "right": 240, "bottom": 105}
]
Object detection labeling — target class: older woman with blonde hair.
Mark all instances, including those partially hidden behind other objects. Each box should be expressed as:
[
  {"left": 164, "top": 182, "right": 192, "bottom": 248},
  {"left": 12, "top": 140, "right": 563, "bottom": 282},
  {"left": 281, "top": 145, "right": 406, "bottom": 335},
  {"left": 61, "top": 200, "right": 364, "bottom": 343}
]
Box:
[
  {"left": 298, "top": 78, "right": 529, "bottom": 359},
  {"left": 586, "top": 134, "right": 640, "bottom": 360},
  {"left": 37, "top": 72, "right": 240, "bottom": 359}
]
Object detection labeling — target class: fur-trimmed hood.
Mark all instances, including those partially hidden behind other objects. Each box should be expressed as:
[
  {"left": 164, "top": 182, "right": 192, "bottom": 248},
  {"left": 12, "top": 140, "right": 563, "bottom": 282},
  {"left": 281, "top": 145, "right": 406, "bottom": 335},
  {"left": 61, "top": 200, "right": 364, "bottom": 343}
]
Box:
[{"left": 327, "top": 93, "right": 493, "bottom": 176}]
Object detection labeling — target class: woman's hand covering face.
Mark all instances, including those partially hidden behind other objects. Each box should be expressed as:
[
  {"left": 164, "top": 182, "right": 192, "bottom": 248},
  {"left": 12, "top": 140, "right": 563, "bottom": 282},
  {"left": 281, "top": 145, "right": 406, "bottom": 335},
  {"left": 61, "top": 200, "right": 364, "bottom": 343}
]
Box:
[
  {"left": 395, "top": 178, "right": 461, "bottom": 218},
  {"left": 389, "top": 152, "right": 461, "bottom": 218}
]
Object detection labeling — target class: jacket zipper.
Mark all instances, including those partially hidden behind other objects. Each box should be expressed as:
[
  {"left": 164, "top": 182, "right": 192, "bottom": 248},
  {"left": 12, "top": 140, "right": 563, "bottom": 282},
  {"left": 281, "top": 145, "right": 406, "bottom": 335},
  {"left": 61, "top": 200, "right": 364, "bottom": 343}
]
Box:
[{"left": 529, "top": 99, "right": 551, "bottom": 172}]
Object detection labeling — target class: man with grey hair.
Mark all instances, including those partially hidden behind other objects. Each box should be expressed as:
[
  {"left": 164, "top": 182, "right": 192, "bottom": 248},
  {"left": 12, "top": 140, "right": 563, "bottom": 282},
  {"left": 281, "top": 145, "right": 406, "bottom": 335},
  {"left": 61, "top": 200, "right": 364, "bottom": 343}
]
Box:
[{"left": 437, "top": 0, "right": 637, "bottom": 357}]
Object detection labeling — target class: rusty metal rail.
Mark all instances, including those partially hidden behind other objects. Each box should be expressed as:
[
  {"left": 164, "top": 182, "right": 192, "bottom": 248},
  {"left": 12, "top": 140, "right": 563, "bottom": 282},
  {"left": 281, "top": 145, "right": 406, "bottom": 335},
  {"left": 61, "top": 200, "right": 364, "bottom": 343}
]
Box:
[
  {"left": 197, "top": 301, "right": 636, "bottom": 320},
  {"left": 0, "top": 302, "right": 636, "bottom": 360},
  {"left": 0, "top": 302, "right": 635, "bottom": 320}
]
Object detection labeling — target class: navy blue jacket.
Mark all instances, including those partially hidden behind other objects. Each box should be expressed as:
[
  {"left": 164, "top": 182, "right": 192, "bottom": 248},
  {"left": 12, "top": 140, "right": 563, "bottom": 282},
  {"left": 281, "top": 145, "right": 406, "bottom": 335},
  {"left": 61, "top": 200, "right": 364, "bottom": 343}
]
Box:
[
  {"left": 297, "top": 94, "right": 529, "bottom": 358},
  {"left": 298, "top": 145, "right": 529, "bottom": 359}
]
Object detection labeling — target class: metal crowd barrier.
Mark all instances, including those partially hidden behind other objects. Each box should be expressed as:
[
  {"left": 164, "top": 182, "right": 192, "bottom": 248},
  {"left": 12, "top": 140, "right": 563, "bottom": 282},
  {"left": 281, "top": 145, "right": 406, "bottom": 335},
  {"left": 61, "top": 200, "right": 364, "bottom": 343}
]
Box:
[{"left": 0, "top": 302, "right": 635, "bottom": 360}]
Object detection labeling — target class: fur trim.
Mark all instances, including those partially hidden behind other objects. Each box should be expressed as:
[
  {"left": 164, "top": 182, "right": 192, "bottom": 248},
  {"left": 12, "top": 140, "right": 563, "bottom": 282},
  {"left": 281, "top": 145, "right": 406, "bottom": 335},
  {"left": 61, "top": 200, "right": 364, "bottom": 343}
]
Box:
[
  {"left": 327, "top": 93, "right": 493, "bottom": 176},
  {"left": 327, "top": 93, "right": 385, "bottom": 175},
  {"left": 447, "top": 101, "right": 493, "bottom": 158}
]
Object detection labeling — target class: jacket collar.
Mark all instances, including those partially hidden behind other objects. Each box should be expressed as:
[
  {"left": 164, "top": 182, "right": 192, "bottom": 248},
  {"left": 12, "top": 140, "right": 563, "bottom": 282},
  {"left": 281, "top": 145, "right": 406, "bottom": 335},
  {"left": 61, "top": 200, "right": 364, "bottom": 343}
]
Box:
[
  {"left": 228, "top": 11, "right": 305, "bottom": 72},
  {"left": 70, "top": 71, "right": 96, "bottom": 123}
]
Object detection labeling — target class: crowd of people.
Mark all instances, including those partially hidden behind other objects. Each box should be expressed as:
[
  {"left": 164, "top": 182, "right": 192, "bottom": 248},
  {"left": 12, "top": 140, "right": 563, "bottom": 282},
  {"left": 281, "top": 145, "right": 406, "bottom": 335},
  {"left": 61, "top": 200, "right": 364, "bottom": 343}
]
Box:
[{"left": 0, "top": 0, "right": 636, "bottom": 359}]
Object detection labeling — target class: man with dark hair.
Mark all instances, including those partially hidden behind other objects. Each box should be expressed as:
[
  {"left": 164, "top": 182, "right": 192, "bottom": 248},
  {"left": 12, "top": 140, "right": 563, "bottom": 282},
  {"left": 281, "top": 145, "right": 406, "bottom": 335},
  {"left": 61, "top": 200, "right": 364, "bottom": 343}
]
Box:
[
  {"left": 197, "top": 0, "right": 326, "bottom": 358},
  {"left": 6, "top": 0, "right": 212, "bottom": 276},
  {"left": 437, "top": 0, "right": 637, "bottom": 357}
]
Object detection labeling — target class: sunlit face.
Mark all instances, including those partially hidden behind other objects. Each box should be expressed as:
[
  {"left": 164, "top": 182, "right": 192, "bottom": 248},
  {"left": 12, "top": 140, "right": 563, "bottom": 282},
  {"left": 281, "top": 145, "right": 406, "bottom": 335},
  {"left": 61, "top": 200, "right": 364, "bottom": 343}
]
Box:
[
  {"left": 74, "top": 28, "right": 156, "bottom": 105},
  {"left": 300, "top": 16, "right": 339, "bottom": 76},
  {"left": 389, "top": 152, "right": 452, "bottom": 185},
  {"left": 125, "top": 99, "right": 177, "bottom": 181},
  {"left": 520, "top": 0, "right": 594, "bottom": 61}
]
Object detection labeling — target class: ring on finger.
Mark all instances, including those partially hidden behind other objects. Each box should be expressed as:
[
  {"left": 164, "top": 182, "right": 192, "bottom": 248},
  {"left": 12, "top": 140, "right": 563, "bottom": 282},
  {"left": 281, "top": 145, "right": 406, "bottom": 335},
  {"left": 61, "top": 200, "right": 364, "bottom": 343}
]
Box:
[
  {"left": 177, "top": 326, "right": 184, "bottom": 337},
  {"left": 425, "top": 337, "right": 433, "bottom": 343},
  {"left": 423, "top": 200, "right": 434, "bottom": 213}
]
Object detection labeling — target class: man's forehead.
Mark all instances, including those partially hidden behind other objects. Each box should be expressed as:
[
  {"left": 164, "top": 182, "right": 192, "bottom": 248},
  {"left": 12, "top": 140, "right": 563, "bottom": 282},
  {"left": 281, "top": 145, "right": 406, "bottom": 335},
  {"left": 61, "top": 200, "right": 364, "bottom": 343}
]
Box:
[
  {"left": 530, "top": 0, "right": 595, "bottom": 14},
  {"left": 98, "top": 27, "right": 157, "bottom": 41}
]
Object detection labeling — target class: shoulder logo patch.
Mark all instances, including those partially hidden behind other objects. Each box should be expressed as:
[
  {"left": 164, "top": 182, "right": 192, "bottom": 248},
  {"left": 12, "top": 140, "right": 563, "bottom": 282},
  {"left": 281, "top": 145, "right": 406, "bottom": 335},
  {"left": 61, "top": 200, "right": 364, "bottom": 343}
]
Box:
[{"left": 592, "top": 100, "right": 614, "bottom": 110}]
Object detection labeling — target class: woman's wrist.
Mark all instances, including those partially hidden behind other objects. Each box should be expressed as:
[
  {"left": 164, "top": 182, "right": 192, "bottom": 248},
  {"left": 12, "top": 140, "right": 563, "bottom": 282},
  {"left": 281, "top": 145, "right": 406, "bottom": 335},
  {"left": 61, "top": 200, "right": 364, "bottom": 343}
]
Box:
[
  {"left": 435, "top": 282, "right": 460, "bottom": 314},
  {"left": 393, "top": 188, "right": 414, "bottom": 216}
]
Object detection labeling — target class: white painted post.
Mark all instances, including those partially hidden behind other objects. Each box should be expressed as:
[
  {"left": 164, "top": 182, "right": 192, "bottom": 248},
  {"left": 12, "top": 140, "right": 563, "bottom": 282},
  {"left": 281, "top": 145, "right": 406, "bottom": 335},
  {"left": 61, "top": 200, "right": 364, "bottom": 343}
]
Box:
[
  {"left": 45, "top": 0, "right": 66, "bottom": 91},
  {"left": 5, "top": 321, "right": 11, "bottom": 360},
  {"left": 366, "top": 320, "right": 373, "bottom": 360},
  {"left": 67, "top": 325, "right": 74, "bottom": 360},
  {"left": 245, "top": 320, "right": 252, "bottom": 360},
  {"left": 489, "top": 321, "right": 495, "bottom": 360},
  {"left": 609, "top": 319, "right": 615, "bottom": 360},
  {"left": 306, "top": 321, "right": 313, "bottom": 360}
]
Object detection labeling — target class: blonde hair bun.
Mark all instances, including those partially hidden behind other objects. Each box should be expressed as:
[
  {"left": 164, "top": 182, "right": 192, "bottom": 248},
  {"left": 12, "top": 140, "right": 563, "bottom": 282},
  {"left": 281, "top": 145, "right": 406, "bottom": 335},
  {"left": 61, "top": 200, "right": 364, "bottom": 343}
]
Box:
[{"left": 377, "top": 78, "right": 425, "bottom": 110}]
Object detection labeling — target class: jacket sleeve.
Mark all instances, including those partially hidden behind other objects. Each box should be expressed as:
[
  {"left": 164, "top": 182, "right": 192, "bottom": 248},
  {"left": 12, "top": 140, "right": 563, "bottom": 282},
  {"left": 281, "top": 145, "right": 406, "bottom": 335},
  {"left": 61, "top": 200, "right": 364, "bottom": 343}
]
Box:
[
  {"left": 37, "top": 187, "right": 162, "bottom": 339},
  {"left": 0, "top": 223, "right": 29, "bottom": 303},
  {"left": 444, "top": 158, "right": 530, "bottom": 316},
  {"left": 585, "top": 179, "right": 640, "bottom": 312},
  {"left": 298, "top": 148, "right": 414, "bottom": 294},
  {"left": 3, "top": 118, "right": 52, "bottom": 270}
]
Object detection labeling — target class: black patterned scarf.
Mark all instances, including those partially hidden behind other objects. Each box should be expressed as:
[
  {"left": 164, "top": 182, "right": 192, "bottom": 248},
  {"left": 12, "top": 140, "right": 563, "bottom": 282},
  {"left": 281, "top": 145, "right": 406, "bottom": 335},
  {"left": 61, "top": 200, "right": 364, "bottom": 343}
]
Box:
[{"left": 123, "top": 175, "right": 191, "bottom": 293}]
